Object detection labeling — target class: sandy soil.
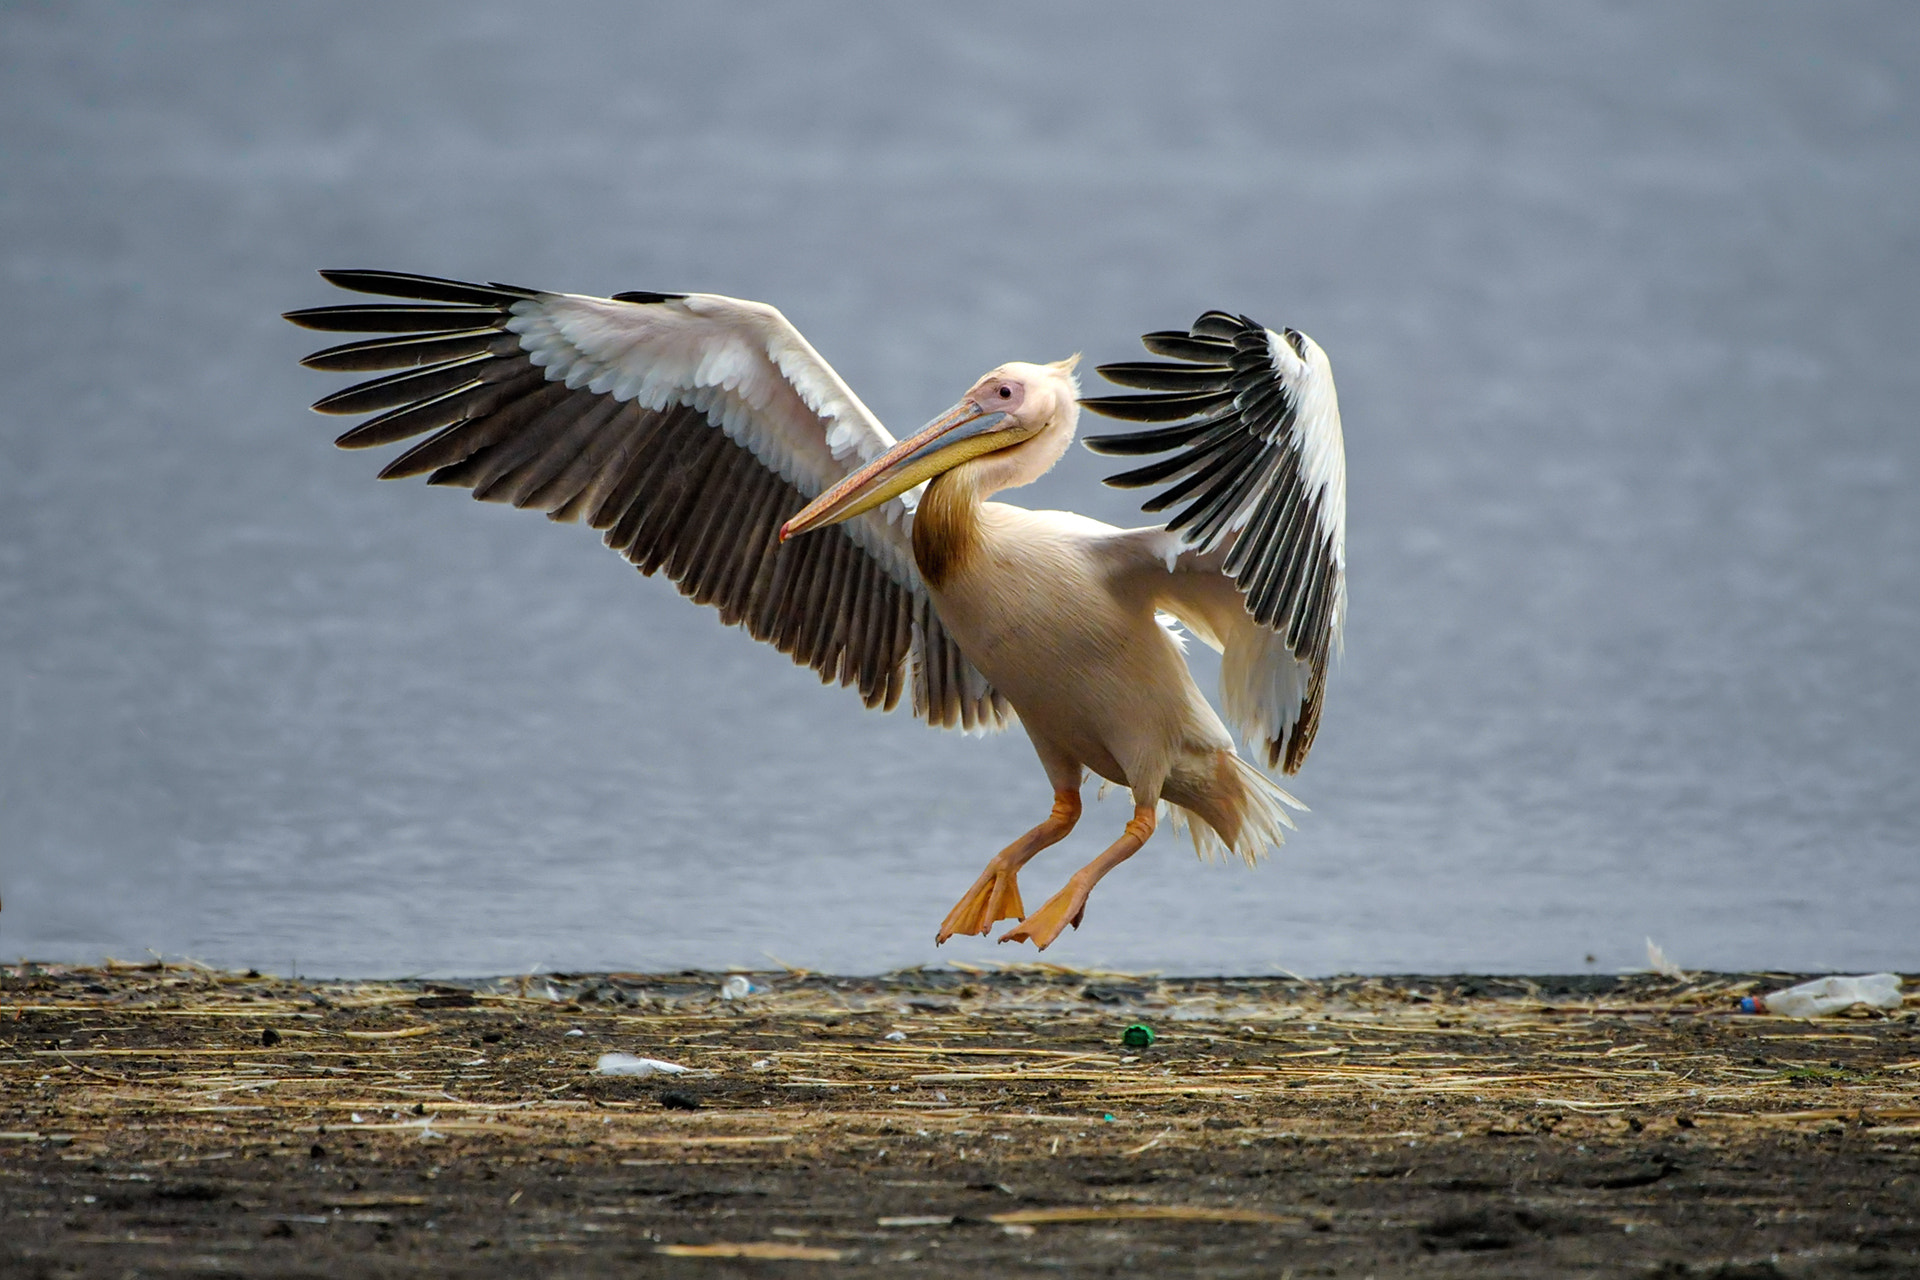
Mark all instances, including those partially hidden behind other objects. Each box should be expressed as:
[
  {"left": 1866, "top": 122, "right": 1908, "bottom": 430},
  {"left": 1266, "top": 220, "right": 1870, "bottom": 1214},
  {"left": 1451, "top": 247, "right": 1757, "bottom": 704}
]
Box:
[{"left": 3, "top": 962, "right": 1917, "bottom": 1277}]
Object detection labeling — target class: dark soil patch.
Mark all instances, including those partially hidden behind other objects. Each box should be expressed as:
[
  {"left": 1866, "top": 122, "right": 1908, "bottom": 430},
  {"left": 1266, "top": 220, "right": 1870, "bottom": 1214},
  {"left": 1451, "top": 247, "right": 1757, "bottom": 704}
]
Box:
[{"left": 2, "top": 962, "right": 1916, "bottom": 1276}]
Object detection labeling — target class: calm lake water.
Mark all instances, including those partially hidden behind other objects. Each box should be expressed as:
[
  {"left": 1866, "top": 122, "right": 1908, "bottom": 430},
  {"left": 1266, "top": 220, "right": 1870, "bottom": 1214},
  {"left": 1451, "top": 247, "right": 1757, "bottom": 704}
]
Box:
[{"left": 1, "top": 4, "right": 1915, "bottom": 977}]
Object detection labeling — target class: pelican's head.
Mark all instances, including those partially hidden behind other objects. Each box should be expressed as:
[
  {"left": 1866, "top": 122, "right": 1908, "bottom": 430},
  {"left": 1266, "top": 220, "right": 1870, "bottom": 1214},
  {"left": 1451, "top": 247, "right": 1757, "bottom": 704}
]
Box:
[{"left": 781, "top": 355, "right": 1081, "bottom": 539}]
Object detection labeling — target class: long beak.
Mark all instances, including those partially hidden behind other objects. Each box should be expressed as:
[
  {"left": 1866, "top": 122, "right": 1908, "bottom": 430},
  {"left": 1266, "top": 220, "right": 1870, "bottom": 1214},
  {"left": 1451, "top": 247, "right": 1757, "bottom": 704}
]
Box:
[{"left": 780, "top": 401, "right": 1021, "bottom": 540}]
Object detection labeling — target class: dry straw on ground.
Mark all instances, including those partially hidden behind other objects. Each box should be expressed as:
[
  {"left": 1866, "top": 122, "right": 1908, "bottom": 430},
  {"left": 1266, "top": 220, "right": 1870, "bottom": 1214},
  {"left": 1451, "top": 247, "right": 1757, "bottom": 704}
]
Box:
[{"left": 3, "top": 960, "right": 1916, "bottom": 1276}]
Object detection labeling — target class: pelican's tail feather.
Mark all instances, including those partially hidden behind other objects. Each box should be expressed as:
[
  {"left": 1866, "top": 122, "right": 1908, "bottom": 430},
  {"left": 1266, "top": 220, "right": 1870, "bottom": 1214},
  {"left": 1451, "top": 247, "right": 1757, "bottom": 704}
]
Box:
[{"left": 1164, "top": 754, "right": 1306, "bottom": 867}]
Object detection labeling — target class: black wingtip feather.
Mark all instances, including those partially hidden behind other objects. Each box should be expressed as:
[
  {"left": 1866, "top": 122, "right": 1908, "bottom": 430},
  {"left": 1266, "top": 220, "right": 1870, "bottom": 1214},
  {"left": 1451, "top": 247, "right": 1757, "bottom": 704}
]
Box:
[
  {"left": 310, "top": 356, "right": 489, "bottom": 416},
  {"left": 1101, "top": 450, "right": 1206, "bottom": 490},
  {"left": 285, "top": 303, "right": 508, "bottom": 333},
  {"left": 1139, "top": 332, "right": 1233, "bottom": 362},
  {"left": 329, "top": 381, "right": 492, "bottom": 449},
  {"left": 298, "top": 329, "right": 511, "bottom": 373},
  {"left": 317, "top": 269, "right": 537, "bottom": 306},
  {"left": 1081, "top": 418, "right": 1219, "bottom": 457},
  {"left": 1078, "top": 391, "right": 1234, "bottom": 423},
  {"left": 1190, "top": 311, "right": 1245, "bottom": 340},
  {"left": 1094, "top": 361, "right": 1233, "bottom": 392},
  {"left": 611, "top": 290, "right": 688, "bottom": 305}
]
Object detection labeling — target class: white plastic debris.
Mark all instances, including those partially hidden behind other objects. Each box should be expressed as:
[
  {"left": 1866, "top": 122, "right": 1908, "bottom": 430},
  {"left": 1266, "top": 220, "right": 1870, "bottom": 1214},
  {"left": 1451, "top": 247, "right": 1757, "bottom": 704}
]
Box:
[
  {"left": 1741, "top": 973, "right": 1904, "bottom": 1018},
  {"left": 1644, "top": 937, "right": 1687, "bottom": 979},
  {"left": 883, "top": 1030, "right": 907, "bottom": 1042},
  {"left": 720, "top": 975, "right": 754, "bottom": 1000},
  {"left": 594, "top": 1053, "right": 692, "bottom": 1077},
  {"left": 563, "top": 1028, "right": 585, "bottom": 1037}
]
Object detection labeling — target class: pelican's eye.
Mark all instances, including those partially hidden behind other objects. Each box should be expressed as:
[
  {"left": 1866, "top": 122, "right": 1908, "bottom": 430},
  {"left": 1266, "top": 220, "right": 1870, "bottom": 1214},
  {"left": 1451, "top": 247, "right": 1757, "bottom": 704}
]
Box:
[{"left": 997, "top": 385, "right": 1013, "bottom": 399}]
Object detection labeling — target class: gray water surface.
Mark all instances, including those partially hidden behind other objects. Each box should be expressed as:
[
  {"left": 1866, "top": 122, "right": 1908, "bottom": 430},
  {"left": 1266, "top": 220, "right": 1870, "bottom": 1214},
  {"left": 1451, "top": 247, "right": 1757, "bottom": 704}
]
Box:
[{"left": 2, "top": 4, "right": 1916, "bottom": 976}]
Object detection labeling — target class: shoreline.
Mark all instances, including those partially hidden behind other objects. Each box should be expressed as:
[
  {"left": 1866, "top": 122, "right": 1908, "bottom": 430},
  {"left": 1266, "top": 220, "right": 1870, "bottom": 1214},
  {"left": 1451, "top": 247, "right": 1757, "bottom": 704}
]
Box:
[{"left": 4, "top": 962, "right": 1916, "bottom": 1275}]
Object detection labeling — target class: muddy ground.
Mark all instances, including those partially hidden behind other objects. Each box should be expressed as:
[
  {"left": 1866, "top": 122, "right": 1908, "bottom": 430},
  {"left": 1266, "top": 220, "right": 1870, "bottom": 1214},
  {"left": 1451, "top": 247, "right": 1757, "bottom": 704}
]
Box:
[{"left": 2, "top": 963, "right": 1917, "bottom": 1277}]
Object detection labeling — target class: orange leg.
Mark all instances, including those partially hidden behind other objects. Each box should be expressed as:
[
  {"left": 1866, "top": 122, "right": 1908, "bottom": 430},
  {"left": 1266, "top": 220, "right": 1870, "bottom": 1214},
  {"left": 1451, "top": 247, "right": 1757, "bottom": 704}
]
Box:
[
  {"left": 999, "top": 805, "right": 1156, "bottom": 950},
  {"left": 935, "top": 789, "right": 1082, "bottom": 944}
]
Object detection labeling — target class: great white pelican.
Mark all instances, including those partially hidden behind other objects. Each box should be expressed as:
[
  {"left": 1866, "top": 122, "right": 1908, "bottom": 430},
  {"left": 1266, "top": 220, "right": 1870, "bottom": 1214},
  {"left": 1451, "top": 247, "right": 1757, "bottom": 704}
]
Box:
[{"left": 287, "top": 271, "right": 1346, "bottom": 950}]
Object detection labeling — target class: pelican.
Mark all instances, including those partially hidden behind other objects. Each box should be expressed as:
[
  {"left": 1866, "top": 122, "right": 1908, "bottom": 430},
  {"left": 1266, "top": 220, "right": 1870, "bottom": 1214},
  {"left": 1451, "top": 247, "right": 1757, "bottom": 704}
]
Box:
[{"left": 287, "top": 271, "right": 1346, "bottom": 949}]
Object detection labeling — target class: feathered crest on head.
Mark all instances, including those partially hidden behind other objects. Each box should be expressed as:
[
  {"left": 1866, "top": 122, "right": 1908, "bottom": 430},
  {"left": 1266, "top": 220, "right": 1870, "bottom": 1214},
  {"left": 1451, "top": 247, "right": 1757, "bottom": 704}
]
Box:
[{"left": 1048, "top": 352, "right": 1082, "bottom": 392}]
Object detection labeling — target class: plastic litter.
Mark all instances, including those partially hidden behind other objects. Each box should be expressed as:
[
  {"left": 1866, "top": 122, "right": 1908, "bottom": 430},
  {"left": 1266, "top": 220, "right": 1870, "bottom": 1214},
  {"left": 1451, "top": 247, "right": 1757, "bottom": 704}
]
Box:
[
  {"left": 720, "top": 975, "right": 756, "bottom": 1000},
  {"left": 593, "top": 1053, "right": 692, "bottom": 1077},
  {"left": 1740, "top": 973, "right": 1904, "bottom": 1018},
  {"left": 883, "top": 1030, "right": 908, "bottom": 1042},
  {"left": 1122, "top": 1023, "right": 1155, "bottom": 1048},
  {"left": 1644, "top": 938, "right": 1687, "bottom": 979}
]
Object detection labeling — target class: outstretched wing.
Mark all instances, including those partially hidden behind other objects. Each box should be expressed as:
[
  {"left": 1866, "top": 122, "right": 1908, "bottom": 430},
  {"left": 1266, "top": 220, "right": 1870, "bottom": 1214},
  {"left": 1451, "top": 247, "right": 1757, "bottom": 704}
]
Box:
[
  {"left": 1082, "top": 311, "right": 1346, "bottom": 772},
  {"left": 287, "top": 270, "right": 1009, "bottom": 731}
]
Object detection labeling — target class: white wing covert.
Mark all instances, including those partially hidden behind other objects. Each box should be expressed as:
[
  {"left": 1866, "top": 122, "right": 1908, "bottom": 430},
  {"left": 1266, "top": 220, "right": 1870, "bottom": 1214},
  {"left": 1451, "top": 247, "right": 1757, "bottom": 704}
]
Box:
[
  {"left": 1082, "top": 311, "right": 1346, "bottom": 773},
  {"left": 287, "top": 270, "right": 1009, "bottom": 731}
]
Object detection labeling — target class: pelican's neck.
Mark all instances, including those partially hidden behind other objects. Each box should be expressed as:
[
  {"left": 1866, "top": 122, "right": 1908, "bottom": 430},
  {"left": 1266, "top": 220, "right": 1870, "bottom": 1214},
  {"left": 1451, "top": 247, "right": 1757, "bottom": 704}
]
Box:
[
  {"left": 911, "top": 415, "right": 1074, "bottom": 588},
  {"left": 912, "top": 466, "right": 985, "bottom": 589}
]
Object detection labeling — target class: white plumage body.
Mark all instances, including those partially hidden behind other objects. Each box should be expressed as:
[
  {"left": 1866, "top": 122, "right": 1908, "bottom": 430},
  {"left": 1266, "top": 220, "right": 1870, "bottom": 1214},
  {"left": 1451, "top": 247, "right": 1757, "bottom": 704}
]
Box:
[{"left": 921, "top": 498, "right": 1303, "bottom": 865}]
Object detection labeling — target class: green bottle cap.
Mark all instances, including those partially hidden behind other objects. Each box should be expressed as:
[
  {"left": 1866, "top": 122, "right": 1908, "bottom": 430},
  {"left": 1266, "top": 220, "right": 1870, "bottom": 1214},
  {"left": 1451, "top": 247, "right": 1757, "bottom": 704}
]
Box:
[{"left": 1122, "top": 1023, "right": 1155, "bottom": 1048}]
